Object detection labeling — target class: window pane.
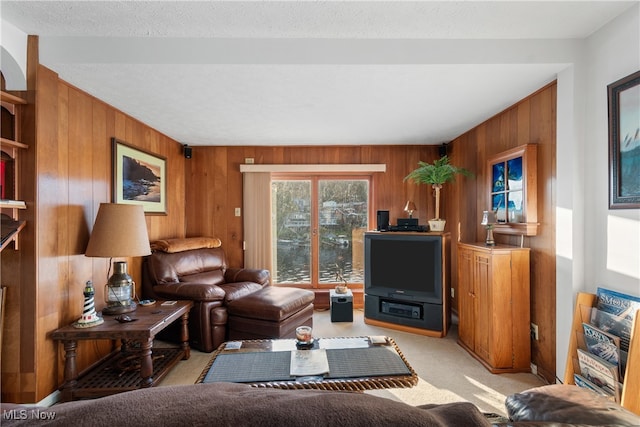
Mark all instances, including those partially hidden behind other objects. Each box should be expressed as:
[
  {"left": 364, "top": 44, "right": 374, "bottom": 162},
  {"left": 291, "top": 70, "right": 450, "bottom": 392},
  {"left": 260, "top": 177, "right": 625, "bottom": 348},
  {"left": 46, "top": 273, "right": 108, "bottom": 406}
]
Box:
[
  {"left": 508, "top": 190, "right": 523, "bottom": 223},
  {"left": 492, "top": 193, "right": 507, "bottom": 222},
  {"left": 318, "top": 180, "right": 368, "bottom": 284},
  {"left": 272, "top": 180, "right": 311, "bottom": 284},
  {"left": 507, "top": 157, "right": 523, "bottom": 190},
  {"left": 492, "top": 162, "right": 505, "bottom": 192}
]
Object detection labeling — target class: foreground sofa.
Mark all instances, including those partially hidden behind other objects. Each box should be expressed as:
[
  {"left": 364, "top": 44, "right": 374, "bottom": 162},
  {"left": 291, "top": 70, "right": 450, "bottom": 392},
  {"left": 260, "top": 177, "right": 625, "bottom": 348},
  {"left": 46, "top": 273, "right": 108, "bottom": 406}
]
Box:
[
  {"left": 5, "top": 383, "right": 640, "bottom": 426},
  {"left": 1, "top": 383, "right": 492, "bottom": 427}
]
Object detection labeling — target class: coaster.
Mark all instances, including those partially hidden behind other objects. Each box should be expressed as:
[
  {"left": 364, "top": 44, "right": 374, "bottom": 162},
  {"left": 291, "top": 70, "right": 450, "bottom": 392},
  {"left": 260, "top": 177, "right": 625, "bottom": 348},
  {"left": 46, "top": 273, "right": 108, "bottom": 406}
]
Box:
[{"left": 296, "top": 338, "right": 315, "bottom": 349}]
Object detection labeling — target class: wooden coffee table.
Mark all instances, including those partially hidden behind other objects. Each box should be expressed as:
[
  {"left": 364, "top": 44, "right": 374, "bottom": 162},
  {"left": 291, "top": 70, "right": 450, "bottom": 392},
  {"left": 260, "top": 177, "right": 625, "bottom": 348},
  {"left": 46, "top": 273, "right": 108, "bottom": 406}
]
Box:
[
  {"left": 51, "top": 300, "right": 193, "bottom": 401},
  {"left": 197, "top": 336, "right": 418, "bottom": 391}
]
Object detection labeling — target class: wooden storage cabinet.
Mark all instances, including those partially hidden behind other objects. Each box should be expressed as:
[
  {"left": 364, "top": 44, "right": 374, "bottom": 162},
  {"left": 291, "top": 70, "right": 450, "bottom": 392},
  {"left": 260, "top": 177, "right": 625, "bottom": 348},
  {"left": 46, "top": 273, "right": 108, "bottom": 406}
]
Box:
[{"left": 457, "top": 242, "right": 531, "bottom": 373}]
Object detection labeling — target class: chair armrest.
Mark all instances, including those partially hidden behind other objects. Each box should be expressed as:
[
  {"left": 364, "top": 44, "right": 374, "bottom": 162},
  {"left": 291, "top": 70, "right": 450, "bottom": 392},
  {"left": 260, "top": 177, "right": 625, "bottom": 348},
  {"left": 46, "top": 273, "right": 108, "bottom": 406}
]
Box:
[
  {"left": 506, "top": 385, "right": 640, "bottom": 425},
  {"left": 153, "top": 283, "right": 226, "bottom": 302},
  {"left": 224, "top": 268, "right": 270, "bottom": 286}
]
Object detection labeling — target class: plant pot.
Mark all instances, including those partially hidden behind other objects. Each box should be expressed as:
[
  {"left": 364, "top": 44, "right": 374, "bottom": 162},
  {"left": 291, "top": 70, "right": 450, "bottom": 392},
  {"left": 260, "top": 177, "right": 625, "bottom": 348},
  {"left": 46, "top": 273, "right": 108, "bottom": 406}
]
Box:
[
  {"left": 428, "top": 219, "right": 446, "bottom": 232},
  {"left": 335, "top": 285, "right": 348, "bottom": 294}
]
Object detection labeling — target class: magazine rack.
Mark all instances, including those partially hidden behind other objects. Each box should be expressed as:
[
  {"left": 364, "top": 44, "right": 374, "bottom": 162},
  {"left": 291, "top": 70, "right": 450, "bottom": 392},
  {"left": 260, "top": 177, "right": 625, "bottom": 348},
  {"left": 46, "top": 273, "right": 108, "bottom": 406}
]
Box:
[{"left": 563, "top": 292, "right": 640, "bottom": 415}]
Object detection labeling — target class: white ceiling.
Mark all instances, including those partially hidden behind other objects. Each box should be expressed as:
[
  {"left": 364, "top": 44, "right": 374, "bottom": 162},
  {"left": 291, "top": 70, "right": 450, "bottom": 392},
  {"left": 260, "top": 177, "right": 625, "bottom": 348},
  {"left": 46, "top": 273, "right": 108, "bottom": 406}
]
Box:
[{"left": 1, "top": 1, "right": 636, "bottom": 146}]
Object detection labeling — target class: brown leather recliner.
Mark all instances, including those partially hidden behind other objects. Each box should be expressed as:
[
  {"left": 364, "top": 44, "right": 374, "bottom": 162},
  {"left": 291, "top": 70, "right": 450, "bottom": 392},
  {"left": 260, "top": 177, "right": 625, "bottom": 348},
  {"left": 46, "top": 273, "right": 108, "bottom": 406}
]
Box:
[{"left": 142, "top": 243, "right": 270, "bottom": 352}]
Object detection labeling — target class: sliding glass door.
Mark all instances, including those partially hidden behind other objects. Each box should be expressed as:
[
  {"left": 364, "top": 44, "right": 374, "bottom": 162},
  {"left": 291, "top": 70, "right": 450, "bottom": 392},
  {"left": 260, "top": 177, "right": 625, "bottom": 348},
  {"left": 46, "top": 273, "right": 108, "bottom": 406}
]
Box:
[{"left": 272, "top": 176, "right": 370, "bottom": 288}]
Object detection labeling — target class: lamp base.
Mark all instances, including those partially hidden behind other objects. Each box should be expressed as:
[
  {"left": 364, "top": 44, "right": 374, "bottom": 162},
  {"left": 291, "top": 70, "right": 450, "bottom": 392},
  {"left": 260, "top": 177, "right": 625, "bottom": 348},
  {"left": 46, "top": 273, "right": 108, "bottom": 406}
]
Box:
[
  {"left": 102, "top": 301, "right": 137, "bottom": 315},
  {"left": 485, "top": 227, "right": 496, "bottom": 246}
]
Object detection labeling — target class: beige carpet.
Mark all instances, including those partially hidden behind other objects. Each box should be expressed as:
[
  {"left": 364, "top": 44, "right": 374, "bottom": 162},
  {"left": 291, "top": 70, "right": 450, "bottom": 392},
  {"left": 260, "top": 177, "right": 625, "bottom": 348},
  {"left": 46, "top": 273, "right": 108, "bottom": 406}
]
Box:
[{"left": 157, "top": 308, "right": 545, "bottom": 416}]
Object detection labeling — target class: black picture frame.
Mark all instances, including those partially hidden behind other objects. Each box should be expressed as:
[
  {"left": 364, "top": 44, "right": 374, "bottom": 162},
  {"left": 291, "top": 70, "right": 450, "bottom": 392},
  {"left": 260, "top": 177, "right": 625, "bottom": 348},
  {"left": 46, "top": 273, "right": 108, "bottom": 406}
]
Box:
[
  {"left": 608, "top": 70, "right": 640, "bottom": 209},
  {"left": 112, "top": 138, "right": 167, "bottom": 215}
]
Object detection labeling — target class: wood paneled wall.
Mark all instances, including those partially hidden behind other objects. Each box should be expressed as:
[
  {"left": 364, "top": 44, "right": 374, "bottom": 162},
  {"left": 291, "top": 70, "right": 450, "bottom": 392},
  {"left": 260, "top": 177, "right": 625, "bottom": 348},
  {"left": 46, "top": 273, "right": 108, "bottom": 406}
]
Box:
[
  {"left": 1, "top": 37, "right": 186, "bottom": 402},
  {"left": 185, "top": 145, "right": 440, "bottom": 267},
  {"left": 447, "top": 82, "right": 557, "bottom": 383}
]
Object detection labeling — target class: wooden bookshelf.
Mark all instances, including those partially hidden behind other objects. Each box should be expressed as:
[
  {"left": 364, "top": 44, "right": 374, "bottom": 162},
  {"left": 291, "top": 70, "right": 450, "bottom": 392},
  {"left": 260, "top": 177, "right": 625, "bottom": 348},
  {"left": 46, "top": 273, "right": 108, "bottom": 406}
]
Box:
[
  {"left": 1, "top": 90, "right": 28, "bottom": 251},
  {"left": 563, "top": 292, "right": 640, "bottom": 415}
]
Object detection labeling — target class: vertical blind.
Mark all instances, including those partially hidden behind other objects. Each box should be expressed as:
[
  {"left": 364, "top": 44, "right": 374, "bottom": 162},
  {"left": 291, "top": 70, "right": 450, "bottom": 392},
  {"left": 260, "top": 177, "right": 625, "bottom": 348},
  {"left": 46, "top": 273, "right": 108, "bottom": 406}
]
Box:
[{"left": 242, "top": 172, "right": 272, "bottom": 272}]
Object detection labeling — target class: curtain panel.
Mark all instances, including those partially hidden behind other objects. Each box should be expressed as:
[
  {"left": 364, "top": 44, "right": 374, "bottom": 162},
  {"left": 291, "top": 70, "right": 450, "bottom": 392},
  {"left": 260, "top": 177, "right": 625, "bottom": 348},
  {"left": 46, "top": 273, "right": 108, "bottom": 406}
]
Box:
[{"left": 242, "top": 172, "right": 272, "bottom": 273}]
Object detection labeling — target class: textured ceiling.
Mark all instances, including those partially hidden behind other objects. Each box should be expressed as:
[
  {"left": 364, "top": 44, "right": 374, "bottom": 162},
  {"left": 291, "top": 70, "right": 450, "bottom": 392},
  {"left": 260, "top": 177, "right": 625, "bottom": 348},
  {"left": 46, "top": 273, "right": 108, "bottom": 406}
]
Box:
[{"left": 1, "top": 1, "right": 636, "bottom": 146}]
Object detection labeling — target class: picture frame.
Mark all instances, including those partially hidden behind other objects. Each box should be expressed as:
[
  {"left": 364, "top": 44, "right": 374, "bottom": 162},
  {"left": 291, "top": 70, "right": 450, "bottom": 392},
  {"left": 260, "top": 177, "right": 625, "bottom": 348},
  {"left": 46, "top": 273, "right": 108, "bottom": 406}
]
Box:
[
  {"left": 112, "top": 138, "right": 167, "bottom": 215},
  {"left": 608, "top": 70, "right": 640, "bottom": 209}
]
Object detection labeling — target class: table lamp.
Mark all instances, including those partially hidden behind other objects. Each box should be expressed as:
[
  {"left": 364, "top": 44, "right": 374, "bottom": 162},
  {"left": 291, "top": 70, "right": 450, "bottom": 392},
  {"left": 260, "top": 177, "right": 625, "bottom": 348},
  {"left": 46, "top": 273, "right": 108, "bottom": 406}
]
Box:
[
  {"left": 481, "top": 210, "right": 497, "bottom": 246},
  {"left": 404, "top": 201, "right": 417, "bottom": 218},
  {"left": 85, "top": 203, "right": 151, "bottom": 315}
]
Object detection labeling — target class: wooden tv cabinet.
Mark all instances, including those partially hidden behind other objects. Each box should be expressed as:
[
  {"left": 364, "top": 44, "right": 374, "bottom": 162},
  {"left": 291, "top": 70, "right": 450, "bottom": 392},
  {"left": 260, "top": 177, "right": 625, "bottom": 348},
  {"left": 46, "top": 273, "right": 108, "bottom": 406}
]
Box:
[{"left": 363, "top": 231, "right": 450, "bottom": 338}]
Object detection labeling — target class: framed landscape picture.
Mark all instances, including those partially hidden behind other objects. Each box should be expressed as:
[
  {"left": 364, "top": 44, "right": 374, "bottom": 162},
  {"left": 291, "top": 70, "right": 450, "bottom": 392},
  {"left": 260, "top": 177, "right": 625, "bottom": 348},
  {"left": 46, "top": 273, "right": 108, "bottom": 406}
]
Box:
[
  {"left": 608, "top": 70, "right": 640, "bottom": 209},
  {"left": 112, "top": 138, "right": 167, "bottom": 215}
]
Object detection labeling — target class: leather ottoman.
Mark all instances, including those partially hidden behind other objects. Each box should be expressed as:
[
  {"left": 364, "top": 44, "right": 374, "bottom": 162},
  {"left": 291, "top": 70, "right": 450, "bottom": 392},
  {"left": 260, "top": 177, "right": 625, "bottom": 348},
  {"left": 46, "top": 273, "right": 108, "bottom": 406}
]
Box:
[{"left": 226, "top": 286, "right": 315, "bottom": 340}]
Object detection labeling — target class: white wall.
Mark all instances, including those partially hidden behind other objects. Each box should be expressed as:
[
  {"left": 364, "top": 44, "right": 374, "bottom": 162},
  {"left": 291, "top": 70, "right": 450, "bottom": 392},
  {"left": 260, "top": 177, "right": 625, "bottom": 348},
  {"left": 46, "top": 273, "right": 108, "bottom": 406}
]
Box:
[
  {"left": 0, "top": 18, "right": 28, "bottom": 90},
  {"left": 556, "top": 3, "right": 640, "bottom": 379}
]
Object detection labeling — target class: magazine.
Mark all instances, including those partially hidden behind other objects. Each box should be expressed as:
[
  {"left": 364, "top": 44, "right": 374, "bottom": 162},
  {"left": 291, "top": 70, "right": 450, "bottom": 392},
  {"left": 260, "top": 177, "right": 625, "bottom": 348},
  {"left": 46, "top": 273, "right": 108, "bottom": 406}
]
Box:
[
  {"left": 582, "top": 322, "right": 621, "bottom": 364},
  {"left": 573, "top": 373, "right": 615, "bottom": 400},
  {"left": 591, "top": 287, "right": 640, "bottom": 353},
  {"left": 290, "top": 349, "right": 330, "bottom": 376},
  {"left": 582, "top": 322, "right": 628, "bottom": 380},
  {"left": 577, "top": 348, "right": 620, "bottom": 400}
]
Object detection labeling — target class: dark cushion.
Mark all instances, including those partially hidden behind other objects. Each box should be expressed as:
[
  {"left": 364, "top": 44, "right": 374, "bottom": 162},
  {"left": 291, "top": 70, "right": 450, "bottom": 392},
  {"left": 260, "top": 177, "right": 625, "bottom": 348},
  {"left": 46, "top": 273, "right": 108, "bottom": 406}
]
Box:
[
  {"left": 224, "top": 267, "right": 270, "bottom": 286},
  {"left": 219, "top": 282, "right": 266, "bottom": 303},
  {"left": 0, "top": 383, "right": 492, "bottom": 427},
  {"left": 148, "top": 247, "right": 227, "bottom": 286},
  {"left": 227, "top": 287, "right": 315, "bottom": 321},
  {"left": 505, "top": 384, "right": 640, "bottom": 426},
  {"left": 153, "top": 282, "right": 225, "bottom": 301}
]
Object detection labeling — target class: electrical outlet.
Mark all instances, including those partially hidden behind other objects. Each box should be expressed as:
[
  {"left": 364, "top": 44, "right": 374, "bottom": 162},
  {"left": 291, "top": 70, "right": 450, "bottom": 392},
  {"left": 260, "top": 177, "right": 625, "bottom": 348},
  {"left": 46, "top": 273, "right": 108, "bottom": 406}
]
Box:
[
  {"left": 530, "top": 322, "right": 539, "bottom": 340},
  {"left": 234, "top": 207, "right": 241, "bottom": 217},
  {"left": 450, "top": 288, "right": 455, "bottom": 298},
  {"left": 244, "top": 158, "right": 254, "bottom": 164}
]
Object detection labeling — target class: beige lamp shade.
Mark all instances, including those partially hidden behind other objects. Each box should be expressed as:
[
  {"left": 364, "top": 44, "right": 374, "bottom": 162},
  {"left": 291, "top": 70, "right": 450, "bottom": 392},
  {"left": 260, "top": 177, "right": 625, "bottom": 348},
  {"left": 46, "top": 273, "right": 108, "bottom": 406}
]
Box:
[{"left": 85, "top": 203, "right": 151, "bottom": 258}]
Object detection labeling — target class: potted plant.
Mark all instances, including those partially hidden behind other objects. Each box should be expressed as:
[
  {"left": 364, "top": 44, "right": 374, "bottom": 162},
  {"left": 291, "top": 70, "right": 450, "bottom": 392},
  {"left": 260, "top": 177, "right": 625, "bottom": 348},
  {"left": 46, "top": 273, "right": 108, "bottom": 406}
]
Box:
[{"left": 404, "top": 156, "right": 473, "bottom": 231}]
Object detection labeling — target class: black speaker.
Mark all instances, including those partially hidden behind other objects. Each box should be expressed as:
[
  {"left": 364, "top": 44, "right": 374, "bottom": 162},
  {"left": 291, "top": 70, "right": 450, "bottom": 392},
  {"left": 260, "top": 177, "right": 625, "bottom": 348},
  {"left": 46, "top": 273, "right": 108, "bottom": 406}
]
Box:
[
  {"left": 377, "top": 210, "right": 389, "bottom": 231},
  {"left": 183, "top": 144, "right": 192, "bottom": 159},
  {"left": 438, "top": 143, "right": 447, "bottom": 158}
]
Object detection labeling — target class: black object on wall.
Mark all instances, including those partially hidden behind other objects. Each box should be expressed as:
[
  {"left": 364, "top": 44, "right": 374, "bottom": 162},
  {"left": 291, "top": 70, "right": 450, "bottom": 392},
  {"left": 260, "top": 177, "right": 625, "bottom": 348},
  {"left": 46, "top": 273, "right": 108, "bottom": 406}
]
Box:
[
  {"left": 438, "top": 143, "right": 448, "bottom": 158},
  {"left": 183, "top": 144, "right": 192, "bottom": 159},
  {"left": 376, "top": 210, "right": 389, "bottom": 231}
]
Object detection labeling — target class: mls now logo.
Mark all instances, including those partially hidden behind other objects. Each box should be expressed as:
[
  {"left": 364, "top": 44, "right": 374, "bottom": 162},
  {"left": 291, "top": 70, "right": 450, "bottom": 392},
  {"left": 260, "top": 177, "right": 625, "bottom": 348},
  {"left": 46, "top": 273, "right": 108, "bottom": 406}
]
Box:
[{"left": 3, "top": 409, "right": 56, "bottom": 420}]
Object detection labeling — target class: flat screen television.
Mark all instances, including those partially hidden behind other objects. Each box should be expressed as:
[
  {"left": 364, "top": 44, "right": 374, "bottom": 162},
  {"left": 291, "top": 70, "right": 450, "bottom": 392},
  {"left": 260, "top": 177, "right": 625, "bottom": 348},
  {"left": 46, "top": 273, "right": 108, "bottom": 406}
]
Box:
[{"left": 364, "top": 233, "right": 443, "bottom": 305}]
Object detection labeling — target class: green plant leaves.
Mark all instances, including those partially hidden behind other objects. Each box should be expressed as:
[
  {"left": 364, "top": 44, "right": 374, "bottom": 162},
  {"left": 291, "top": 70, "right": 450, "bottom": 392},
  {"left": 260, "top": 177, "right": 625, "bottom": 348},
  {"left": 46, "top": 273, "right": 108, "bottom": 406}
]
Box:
[{"left": 404, "top": 156, "right": 473, "bottom": 186}]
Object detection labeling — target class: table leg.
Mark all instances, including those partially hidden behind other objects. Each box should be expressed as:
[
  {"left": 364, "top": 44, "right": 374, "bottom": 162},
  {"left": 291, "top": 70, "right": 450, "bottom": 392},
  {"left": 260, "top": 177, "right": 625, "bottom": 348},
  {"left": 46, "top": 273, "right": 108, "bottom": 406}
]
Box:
[
  {"left": 139, "top": 338, "right": 153, "bottom": 388},
  {"left": 180, "top": 311, "right": 191, "bottom": 360},
  {"left": 60, "top": 340, "right": 78, "bottom": 402}
]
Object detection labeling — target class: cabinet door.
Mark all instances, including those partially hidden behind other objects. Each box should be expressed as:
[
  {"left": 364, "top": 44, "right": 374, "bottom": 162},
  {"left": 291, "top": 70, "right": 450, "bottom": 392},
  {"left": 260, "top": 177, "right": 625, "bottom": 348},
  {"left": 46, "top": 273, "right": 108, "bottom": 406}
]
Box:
[
  {"left": 457, "top": 247, "right": 475, "bottom": 350},
  {"left": 490, "top": 253, "right": 517, "bottom": 368},
  {"left": 473, "top": 252, "right": 491, "bottom": 363}
]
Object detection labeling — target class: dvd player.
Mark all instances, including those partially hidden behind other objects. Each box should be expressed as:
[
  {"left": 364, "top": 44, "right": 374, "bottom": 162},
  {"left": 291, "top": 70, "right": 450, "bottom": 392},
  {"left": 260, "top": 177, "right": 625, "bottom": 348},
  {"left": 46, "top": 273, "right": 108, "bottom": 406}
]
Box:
[{"left": 388, "top": 225, "right": 428, "bottom": 232}]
